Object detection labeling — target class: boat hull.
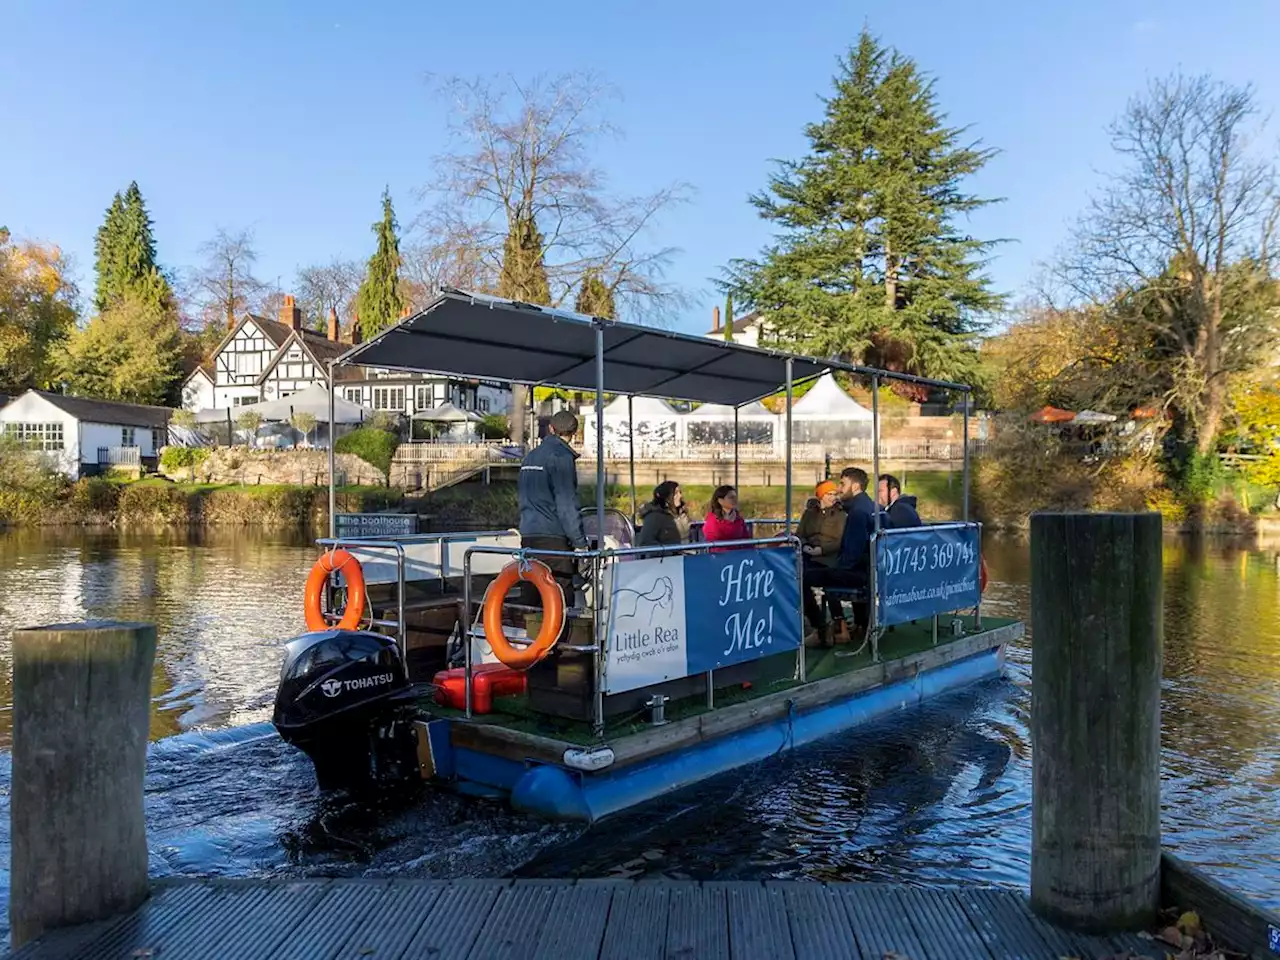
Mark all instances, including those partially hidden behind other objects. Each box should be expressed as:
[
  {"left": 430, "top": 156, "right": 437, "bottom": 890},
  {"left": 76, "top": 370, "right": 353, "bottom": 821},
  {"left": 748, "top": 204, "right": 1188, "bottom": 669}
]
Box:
[{"left": 431, "top": 641, "right": 1008, "bottom": 823}]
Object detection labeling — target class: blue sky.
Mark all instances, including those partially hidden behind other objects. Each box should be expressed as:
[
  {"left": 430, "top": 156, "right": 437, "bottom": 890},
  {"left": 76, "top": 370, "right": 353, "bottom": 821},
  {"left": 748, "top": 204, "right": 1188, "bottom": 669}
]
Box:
[{"left": 5, "top": 0, "right": 1280, "bottom": 334}]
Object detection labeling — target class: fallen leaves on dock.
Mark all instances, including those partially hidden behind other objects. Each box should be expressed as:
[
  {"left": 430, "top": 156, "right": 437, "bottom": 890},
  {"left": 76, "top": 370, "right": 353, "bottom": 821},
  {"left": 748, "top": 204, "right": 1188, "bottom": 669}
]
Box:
[{"left": 1087, "top": 910, "right": 1246, "bottom": 960}]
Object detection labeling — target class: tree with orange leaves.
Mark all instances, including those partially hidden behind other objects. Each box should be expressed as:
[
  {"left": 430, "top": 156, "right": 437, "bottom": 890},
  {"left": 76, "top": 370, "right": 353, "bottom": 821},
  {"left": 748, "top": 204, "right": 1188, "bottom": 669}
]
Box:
[{"left": 0, "top": 227, "right": 79, "bottom": 390}]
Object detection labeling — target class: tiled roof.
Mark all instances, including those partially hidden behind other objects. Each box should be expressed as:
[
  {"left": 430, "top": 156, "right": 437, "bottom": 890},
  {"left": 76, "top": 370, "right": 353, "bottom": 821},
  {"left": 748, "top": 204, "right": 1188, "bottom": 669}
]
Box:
[{"left": 34, "top": 391, "right": 172, "bottom": 428}]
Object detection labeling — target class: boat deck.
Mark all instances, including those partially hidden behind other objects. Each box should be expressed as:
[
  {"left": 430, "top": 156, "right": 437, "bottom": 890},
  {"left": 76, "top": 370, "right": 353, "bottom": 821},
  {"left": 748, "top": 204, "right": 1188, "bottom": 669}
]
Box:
[
  {"left": 12, "top": 877, "right": 1159, "bottom": 960},
  {"left": 434, "top": 614, "right": 1019, "bottom": 745}
]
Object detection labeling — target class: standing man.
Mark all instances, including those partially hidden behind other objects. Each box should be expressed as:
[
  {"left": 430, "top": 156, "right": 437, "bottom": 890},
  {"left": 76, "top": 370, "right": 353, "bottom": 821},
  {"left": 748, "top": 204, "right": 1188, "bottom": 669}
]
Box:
[
  {"left": 517, "top": 410, "right": 587, "bottom": 602},
  {"left": 877, "top": 474, "right": 922, "bottom": 528}
]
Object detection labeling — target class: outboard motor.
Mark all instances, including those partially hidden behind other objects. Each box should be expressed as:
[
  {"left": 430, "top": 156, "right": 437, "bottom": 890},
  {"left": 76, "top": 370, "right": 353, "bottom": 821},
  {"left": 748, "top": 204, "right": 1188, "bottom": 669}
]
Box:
[{"left": 273, "top": 629, "right": 419, "bottom": 788}]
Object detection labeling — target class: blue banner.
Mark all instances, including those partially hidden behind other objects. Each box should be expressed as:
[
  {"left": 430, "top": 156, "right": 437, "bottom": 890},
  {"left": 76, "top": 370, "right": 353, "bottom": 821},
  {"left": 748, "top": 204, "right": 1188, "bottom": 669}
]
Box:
[
  {"left": 683, "top": 547, "right": 801, "bottom": 675},
  {"left": 875, "top": 524, "right": 981, "bottom": 628},
  {"left": 604, "top": 546, "right": 801, "bottom": 693}
]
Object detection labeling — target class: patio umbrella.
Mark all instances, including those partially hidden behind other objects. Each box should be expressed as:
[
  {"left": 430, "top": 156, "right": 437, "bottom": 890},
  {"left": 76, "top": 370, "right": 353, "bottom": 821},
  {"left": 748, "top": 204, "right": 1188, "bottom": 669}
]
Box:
[
  {"left": 234, "top": 384, "right": 373, "bottom": 424},
  {"left": 1030, "top": 405, "right": 1076, "bottom": 424},
  {"left": 411, "top": 402, "right": 480, "bottom": 423}
]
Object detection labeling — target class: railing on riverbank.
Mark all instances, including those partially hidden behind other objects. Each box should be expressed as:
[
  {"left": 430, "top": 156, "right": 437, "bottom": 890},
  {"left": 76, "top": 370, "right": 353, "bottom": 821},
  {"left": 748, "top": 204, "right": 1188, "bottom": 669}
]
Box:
[{"left": 578, "top": 438, "right": 987, "bottom": 462}]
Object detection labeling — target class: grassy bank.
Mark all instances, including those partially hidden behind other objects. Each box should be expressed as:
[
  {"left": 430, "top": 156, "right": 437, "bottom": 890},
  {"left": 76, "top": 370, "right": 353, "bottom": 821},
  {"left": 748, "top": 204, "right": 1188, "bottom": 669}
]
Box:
[{"left": 0, "top": 477, "right": 403, "bottom": 528}]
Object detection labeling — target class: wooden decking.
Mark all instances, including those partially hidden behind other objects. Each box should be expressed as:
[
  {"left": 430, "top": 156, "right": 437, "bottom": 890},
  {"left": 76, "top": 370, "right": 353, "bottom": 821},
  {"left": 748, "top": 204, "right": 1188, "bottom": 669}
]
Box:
[{"left": 13, "top": 877, "right": 1161, "bottom": 960}]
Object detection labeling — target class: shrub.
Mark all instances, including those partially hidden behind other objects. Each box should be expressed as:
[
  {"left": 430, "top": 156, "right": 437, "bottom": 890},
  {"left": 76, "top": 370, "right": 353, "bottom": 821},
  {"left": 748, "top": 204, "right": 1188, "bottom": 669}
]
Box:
[
  {"left": 160, "top": 446, "right": 210, "bottom": 473},
  {"left": 335, "top": 428, "right": 398, "bottom": 481},
  {"left": 68, "top": 477, "right": 121, "bottom": 515},
  {"left": 477, "top": 414, "right": 509, "bottom": 441},
  {"left": 116, "top": 482, "right": 193, "bottom": 525}
]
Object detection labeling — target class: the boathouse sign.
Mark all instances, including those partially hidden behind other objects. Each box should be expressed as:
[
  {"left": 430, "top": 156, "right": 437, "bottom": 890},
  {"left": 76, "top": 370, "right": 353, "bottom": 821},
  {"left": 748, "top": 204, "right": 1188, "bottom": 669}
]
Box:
[
  {"left": 874, "top": 523, "right": 981, "bottom": 627},
  {"left": 603, "top": 547, "right": 801, "bottom": 694}
]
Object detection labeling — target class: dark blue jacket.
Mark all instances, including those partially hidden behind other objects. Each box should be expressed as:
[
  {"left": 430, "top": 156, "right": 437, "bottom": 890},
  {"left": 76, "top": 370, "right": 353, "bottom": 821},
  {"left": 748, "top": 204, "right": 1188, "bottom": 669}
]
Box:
[
  {"left": 838, "top": 491, "right": 877, "bottom": 569},
  {"left": 518, "top": 436, "right": 587, "bottom": 547},
  {"left": 885, "top": 494, "right": 922, "bottom": 529}
]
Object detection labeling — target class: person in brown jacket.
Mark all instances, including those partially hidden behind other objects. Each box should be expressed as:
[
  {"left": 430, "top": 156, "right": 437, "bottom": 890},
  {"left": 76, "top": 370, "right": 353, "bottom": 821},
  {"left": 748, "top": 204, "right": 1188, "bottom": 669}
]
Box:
[{"left": 796, "top": 480, "right": 846, "bottom": 568}]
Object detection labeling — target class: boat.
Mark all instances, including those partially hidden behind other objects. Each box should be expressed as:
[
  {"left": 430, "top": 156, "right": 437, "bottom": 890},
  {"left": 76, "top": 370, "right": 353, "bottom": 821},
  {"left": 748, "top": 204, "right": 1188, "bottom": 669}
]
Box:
[{"left": 270, "top": 289, "right": 1022, "bottom": 821}]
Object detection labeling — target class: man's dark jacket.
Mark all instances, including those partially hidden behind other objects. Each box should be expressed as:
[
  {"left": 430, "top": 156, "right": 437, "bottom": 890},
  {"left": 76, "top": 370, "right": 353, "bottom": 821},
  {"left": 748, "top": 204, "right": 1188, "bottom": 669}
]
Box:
[{"left": 518, "top": 435, "right": 587, "bottom": 547}]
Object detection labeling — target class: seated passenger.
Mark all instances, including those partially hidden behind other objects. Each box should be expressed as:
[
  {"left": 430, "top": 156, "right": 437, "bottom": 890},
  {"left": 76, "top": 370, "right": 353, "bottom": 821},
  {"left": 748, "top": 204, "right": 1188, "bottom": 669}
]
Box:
[
  {"left": 802, "top": 468, "right": 876, "bottom": 645},
  {"left": 797, "top": 480, "right": 846, "bottom": 568},
  {"left": 702, "top": 485, "right": 750, "bottom": 551},
  {"left": 877, "top": 474, "right": 922, "bottom": 528},
  {"left": 637, "top": 481, "right": 687, "bottom": 549}
]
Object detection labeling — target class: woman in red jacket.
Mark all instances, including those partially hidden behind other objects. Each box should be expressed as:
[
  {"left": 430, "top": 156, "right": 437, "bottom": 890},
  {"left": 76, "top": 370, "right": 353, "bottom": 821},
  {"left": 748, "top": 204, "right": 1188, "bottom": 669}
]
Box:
[{"left": 702, "top": 485, "right": 750, "bottom": 551}]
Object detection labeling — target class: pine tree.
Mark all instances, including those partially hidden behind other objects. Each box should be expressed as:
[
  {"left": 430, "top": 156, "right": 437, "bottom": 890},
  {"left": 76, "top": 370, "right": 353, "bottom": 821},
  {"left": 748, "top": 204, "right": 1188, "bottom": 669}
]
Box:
[
  {"left": 93, "top": 192, "right": 125, "bottom": 312},
  {"left": 724, "top": 30, "right": 1001, "bottom": 383},
  {"left": 498, "top": 214, "right": 551, "bottom": 450},
  {"left": 724, "top": 293, "right": 735, "bottom": 342},
  {"left": 355, "top": 189, "right": 406, "bottom": 340},
  {"left": 574, "top": 269, "right": 615, "bottom": 319},
  {"left": 94, "top": 182, "right": 172, "bottom": 311},
  {"left": 498, "top": 216, "right": 551, "bottom": 305}
]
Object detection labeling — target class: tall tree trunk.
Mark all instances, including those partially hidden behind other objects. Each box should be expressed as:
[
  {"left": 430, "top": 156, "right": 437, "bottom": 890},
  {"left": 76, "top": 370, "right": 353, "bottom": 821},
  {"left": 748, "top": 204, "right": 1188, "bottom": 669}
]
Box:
[
  {"left": 510, "top": 384, "right": 529, "bottom": 450},
  {"left": 1195, "top": 292, "right": 1225, "bottom": 456}
]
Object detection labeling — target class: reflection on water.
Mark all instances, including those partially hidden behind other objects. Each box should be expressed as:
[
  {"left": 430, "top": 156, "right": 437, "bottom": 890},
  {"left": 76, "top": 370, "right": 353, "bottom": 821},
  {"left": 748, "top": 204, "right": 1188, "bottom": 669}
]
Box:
[{"left": 0, "top": 526, "right": 1276, "bottom": 935}]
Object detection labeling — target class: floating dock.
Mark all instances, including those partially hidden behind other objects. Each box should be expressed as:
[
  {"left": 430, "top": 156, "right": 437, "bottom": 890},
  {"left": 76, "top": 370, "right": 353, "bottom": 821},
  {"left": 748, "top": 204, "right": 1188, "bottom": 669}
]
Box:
[{"left": 12, "top": 876, "right": 1162, "bottom": 960}]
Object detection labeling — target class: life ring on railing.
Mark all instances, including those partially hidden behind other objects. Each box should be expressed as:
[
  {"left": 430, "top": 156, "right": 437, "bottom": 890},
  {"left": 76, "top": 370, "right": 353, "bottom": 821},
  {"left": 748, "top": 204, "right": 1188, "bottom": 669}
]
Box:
[
  {"left": 304, "top": 549, "right": 367, "bottom": 631},
  {"left": 482, "top": 560, "right": 565, "bottom": 670},
  {"left": 979, "top": 555, "right": 989, "bottom": 594}
]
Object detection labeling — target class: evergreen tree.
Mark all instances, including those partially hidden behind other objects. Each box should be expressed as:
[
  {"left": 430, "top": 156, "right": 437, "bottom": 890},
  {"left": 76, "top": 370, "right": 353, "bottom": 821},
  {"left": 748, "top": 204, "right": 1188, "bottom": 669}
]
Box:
[
  {"left": 498, "top": 215, "right": 551, "bottom": 305},
  {"left": 93, "top": 182, "right": 172, "bottom": 311},
  {"left": 355, "top": 189, "right": 407, "bottom": 340},
  {"left": 498, "top": 214, "right": 551, "bottom": 450},
  {"left": 574, "top": 269, "right": 615, "bottom": 318},
  {"left": 93, "top": 192, "right": 125, "bottom": 312},
  {"left": 724, "top": 30, "right": 1001, "bottom": 383},
  {"left": 724, "top": 293, "right": 734, "bottom": 342},
  {"left": 58, "top": 292, "right": 185, "bottom": 405}
]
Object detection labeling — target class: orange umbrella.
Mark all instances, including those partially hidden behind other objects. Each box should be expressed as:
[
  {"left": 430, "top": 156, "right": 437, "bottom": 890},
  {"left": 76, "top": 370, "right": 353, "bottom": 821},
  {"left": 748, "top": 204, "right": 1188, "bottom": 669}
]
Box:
[{"left": 1031, "top": 405, "right": 1076, "bottom": 423}]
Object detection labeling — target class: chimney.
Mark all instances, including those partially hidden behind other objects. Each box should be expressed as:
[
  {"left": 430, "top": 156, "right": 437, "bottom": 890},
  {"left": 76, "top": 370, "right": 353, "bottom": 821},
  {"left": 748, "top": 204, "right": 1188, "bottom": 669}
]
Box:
[
  {"left": 351, "top": 312, "right": 363, "bottom": 345},
  {"left": 327, "top": 307, "right": 339, "bottom": 342},
  {"left": 712, "top": 305, "right": 721, "bottom": 332},
  {"left": 279, "top": 294, "right": 302, "bottom": 331}
]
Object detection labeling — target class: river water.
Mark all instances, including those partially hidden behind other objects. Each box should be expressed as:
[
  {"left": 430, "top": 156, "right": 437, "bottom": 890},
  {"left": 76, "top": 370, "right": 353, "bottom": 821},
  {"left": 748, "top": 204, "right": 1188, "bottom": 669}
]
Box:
[{"left": 0, "top": 526, "right": 1276, "bottom": 936}]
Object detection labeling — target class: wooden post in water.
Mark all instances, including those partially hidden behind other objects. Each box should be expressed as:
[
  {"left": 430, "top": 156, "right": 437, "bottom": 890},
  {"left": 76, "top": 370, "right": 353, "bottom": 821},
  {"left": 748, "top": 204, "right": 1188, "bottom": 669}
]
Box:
[
  {"left": 9, "top": 621, "right": 156, "bottom": 950},
  {"left": 1030, "top": 512, "right": 1162, "bottom": 932}
]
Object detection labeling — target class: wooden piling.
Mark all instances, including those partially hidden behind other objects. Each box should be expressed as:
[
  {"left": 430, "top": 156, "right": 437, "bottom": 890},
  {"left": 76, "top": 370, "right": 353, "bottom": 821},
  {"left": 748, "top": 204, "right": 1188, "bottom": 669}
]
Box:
[
  {"left": 9, "top": 621, "right": 156, "bottom": 950},
  {"left": 1029, "top": 512, "right": 1163, "bottom": 932}
]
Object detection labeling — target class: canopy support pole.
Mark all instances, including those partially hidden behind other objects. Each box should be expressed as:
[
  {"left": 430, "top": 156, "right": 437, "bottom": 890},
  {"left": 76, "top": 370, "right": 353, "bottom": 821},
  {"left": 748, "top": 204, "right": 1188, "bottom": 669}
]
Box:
[
  {"left": 962, "top": 393, "right": 971, "bottom": 522},
  {"left": 327, "top": 362, "right": 336, "bottom": 539},
  {"left": 733, "top": 404, "right": 740, "bottom": 492},
  {"left": 784, "top": 359, "right": 793, "bottom": 534},
  {"left": 628, "top": 395, "right": 636, "bottom": 525},
  {"left": 870, "top": 374, "right": 881, "bottom": 660},
  {"left": 593, "top": 323, "right": 607, "bottom": 737}
]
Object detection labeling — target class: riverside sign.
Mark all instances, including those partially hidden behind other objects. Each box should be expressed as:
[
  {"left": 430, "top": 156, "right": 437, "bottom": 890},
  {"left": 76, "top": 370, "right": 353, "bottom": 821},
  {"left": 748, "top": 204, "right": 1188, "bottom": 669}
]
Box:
[{"left": 603, "top": 546, "right": 801, "bottom": 694}]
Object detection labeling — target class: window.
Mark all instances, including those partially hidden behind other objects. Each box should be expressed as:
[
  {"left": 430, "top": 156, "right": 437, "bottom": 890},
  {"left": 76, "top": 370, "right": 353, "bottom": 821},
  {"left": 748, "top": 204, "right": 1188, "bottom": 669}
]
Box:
[
  {"left": 478, "top": 398, "right": 490, "bottom": 413},
  {"left": 343, "top": 387, "right": 363, "bottom": 405},
  {"left": 234, "top": 352, "right": 262, "bottom": 377},
  {"left": 373, "top": 387, "right": 405, "bottom": 411},
  {"left": 232, "top": 395, "right": 258, "bottom": 407},
  {"left": 3, "top": 422, "right": 64, "bottom": 451},
  {"left": 121, "top": 427, "right": 136, "bottom": 447},
  {"left": 415, "top": 385, "right": 434, "bottom": 411}
]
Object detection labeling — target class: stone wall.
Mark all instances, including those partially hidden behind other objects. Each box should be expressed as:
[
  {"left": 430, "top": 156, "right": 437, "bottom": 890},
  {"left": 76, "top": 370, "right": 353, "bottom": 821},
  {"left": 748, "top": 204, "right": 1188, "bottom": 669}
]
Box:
[{"left": 159, "top": 447, "right": 386, "bottom": 487}]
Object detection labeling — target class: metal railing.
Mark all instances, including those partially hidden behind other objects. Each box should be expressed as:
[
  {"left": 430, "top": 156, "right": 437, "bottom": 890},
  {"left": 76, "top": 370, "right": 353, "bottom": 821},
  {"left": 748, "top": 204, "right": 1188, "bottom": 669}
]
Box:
[
  {"left": 580, "top": 439, "right": 987, "bottom": 462},
  {"left": 461, "top": 534, "right": 804, "bottom": 733},
  {"left": 393, "top": 442, "right": 508, "bottom": 463}
]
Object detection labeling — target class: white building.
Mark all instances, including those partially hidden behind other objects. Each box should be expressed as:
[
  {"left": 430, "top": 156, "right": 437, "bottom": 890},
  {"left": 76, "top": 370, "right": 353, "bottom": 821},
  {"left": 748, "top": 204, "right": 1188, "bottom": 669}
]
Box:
[
  {"left": 0, "top": 390, "right": 171, "bottom": 479},
  {"left": 182, "top": 297, "right": 511, "bottom": 419},
  {"left": 703, "top": 305, "right": 770, "bottom": 348}
]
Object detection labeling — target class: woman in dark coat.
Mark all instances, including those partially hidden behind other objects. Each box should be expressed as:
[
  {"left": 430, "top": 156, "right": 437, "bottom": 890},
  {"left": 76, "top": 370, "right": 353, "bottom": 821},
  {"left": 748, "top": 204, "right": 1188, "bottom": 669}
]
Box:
[{"left": 636, "top": 480, "right": 686, "bottom": 548}]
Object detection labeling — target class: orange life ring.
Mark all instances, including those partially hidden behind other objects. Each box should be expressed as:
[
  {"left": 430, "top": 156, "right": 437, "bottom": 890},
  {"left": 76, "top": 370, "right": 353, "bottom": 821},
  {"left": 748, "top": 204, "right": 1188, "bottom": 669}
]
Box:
[
  {"left": 979, "top": 555, "right": 989, "bottom": 594},
  {"left": 304, "top": 549, "right": 367, "bottom": 632},
  {"left": 482, "top": 560, "right": 565, "bottom": 670}
]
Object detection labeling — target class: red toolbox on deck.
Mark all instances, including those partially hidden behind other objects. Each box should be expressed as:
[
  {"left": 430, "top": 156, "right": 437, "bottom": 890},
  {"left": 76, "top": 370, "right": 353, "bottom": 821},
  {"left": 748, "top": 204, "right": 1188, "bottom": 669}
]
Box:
[{"left": 432, "top": 663, "right": 527, "bottom": 714}]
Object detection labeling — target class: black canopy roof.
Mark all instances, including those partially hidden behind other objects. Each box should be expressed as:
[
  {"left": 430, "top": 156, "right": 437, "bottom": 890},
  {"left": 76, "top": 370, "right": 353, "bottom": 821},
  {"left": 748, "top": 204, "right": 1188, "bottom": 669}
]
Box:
[{"left": 337, "top": 290, "right": 831, "bottom": 406}]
